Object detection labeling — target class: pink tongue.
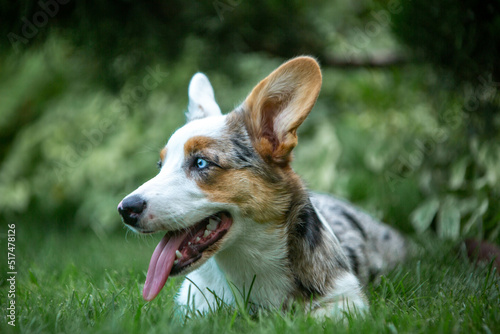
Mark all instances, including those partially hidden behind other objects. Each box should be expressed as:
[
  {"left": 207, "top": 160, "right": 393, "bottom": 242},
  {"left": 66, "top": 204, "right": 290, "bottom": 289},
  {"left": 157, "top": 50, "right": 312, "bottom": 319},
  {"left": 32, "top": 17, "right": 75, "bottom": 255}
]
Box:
[{"left": 143, "top": 231, "right": 187, "bottom": 301}]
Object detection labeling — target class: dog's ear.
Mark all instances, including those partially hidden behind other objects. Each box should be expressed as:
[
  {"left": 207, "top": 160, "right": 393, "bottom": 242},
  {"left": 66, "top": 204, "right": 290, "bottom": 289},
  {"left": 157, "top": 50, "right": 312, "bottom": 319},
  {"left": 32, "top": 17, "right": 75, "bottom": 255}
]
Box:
[
  {"left": 186, "top": 73, "right": 222, "bottom": 122},
  {"left": 242, "top": 56, "right": 322, "bottom": 166}
]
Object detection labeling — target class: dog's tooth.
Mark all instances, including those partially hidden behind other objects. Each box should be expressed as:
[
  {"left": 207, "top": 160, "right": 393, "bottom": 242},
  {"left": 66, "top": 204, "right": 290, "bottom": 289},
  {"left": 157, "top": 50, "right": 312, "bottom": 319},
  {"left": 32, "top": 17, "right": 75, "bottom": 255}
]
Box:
[
  {"left": 207, "top": 218, "right": 218, "bottom": 231},
  {"left": 174, "top": 260, "right": 178, "bottom": 265},
  {"left": 175, "top": 250, "right": 182, "bottom": 259},
  {"left": 188, "top": 242, "right": 192, "bottom": 246},
  {"left": 203, "top": 229, "right": 211, "bottom": 238},
  {"left": 196, "top": 237, "right": 201, "bottom": 243}
]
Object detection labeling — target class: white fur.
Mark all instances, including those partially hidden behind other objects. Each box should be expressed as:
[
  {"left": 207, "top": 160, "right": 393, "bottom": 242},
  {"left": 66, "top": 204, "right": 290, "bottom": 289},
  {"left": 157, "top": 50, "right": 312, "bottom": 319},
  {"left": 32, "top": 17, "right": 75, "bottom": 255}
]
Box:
[
  {"left": 177, "top": 214, "right": 294, "bottom": 313},
  {"left": 176, "top": 212, "right": 368, "bottom": 318},
  {"left": 122, "top": 69, "right": 370, "bottom": 320},
  {"left": 311, "top": 273, "right": 368, "bottom": 319},
  {"left": 186, "top": 73, "right": 222, "bottom": 122},
  {"left": 177, "top": 258, "right": 233, "bottom": 313},
  {"left": 314, "top": 203, "right": 336, "bottom": 239},
  {"left": 125, "top": 115, "right": 229, "bottom": 232}
]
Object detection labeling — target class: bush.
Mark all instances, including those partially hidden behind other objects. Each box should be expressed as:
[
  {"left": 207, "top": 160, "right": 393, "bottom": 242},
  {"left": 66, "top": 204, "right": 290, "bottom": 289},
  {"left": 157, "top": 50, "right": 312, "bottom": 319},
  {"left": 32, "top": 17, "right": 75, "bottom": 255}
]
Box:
[{"left": 391, "top": 0, "right": 500, "bottom": 136}]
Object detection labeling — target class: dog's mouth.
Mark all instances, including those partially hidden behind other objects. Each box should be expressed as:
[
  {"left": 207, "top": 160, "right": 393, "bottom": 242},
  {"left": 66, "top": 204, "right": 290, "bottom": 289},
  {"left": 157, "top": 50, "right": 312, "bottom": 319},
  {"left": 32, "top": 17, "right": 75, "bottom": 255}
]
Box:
[{"left": 142, "top": 211, "right": 232, "bottom": 301}]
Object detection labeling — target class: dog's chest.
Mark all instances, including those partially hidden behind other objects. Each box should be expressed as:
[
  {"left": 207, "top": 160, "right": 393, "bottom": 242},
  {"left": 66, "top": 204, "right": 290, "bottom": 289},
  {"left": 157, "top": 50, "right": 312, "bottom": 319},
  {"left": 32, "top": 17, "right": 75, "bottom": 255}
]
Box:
[
  {"left": 215, "top": 250, "right": 294, "bottom": 308},
  {"left": 178, "top": 221, "right": 296, "bottom": 311}
]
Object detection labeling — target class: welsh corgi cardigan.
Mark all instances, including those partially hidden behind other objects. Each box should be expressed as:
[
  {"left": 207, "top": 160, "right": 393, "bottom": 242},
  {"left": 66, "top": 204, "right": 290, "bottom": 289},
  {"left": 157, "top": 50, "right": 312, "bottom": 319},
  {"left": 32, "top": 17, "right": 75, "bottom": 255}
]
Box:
[{"left": 118, "top": 56, "right": 406, "bottom": 318}]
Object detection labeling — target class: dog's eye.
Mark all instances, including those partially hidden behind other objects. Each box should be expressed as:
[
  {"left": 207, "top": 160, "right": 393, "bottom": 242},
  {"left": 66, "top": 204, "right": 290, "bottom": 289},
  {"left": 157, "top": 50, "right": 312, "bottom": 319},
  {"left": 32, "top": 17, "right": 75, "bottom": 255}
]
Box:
[{"left": 195, "top": 158, "right": 209, "bottom": 169}]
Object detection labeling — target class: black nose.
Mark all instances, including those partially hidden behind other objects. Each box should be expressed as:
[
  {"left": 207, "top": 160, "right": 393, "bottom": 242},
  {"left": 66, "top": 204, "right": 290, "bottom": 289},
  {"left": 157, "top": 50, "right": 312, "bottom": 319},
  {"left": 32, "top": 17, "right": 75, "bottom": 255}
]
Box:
[{"left": 118, "top": 195, "right": 147, "bottom": 227}]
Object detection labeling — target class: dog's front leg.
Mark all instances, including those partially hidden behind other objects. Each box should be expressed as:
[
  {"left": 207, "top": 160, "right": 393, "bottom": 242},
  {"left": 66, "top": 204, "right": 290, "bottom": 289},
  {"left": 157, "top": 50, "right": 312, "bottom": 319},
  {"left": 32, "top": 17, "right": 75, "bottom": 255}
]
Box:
[
  {"left": 176, "top": 259, "right": 233, "bottom": 315},
  {"left": 309, "top": 272, "right": 368, "bottom": 320}
]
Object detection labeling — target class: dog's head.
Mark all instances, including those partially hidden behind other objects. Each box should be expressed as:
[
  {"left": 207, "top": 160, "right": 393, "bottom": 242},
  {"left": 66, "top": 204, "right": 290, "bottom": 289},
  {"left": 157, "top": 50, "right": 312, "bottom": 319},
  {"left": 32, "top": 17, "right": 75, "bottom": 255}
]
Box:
[{"left": 118, "top": 57, "right": 322, "bottom": 301}]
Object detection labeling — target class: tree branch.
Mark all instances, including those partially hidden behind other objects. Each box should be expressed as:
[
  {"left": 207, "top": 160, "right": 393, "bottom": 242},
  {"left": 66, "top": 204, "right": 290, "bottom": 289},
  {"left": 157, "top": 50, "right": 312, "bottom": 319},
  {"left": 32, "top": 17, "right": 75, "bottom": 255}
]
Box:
[{"left": 321, "top": 53, "right": 408, "bottom": 68}]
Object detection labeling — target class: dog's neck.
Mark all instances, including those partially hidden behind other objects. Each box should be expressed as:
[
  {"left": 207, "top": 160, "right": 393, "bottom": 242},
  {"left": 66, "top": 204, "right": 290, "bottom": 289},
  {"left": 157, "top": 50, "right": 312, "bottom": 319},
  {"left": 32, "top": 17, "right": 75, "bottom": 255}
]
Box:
[
  {"left": 285, "top": 194, "right": 352, "bottom": 300},
  {"left": 213, "top": 185, "right": 351, "bottom": 308},
  {"left": 214, "top": 213, "right": 293, "bottom": 308}
]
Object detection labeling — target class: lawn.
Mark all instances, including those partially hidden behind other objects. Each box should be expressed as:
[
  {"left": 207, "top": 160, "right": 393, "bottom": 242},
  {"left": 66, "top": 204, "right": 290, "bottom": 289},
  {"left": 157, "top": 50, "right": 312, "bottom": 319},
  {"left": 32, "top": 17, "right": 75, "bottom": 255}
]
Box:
[
  {"left": 2, "top": 224, "right": 499, "bottom": 333},
  {"left": 1, "top": 26, "right": 499, "bottom": 334}
]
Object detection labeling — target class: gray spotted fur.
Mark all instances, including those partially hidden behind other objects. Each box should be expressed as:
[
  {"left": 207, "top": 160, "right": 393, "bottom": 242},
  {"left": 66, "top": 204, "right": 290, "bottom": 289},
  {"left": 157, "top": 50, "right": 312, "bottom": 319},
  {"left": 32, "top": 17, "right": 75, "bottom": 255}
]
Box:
[{"left": 311, "top": 192, "right": 407, "bottom": 285}]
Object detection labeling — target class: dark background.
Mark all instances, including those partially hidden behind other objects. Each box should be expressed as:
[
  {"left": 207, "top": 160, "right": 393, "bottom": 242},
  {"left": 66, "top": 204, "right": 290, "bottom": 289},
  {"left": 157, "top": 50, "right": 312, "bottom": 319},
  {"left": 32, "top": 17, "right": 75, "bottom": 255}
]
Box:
[{"left": 1, "top": 0, "right": 499, "bottom": 242}]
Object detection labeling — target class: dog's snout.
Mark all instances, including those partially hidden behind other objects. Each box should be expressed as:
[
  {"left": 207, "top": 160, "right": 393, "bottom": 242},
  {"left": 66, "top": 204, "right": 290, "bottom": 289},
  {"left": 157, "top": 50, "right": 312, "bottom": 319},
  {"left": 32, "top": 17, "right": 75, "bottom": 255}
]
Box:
[{"left": 118, "top": 195, "right": 147, "bottom": 226}]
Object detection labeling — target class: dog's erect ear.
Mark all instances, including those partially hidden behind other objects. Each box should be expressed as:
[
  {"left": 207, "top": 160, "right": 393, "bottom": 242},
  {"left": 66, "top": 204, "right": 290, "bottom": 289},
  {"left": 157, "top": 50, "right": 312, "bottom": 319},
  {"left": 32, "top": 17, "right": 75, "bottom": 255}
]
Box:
[
  {"left": 242, "top": 56, "right": 322, "bottom": 166},
  {"left": 186, "top": 73, "right": 222, "bottom": 122}
]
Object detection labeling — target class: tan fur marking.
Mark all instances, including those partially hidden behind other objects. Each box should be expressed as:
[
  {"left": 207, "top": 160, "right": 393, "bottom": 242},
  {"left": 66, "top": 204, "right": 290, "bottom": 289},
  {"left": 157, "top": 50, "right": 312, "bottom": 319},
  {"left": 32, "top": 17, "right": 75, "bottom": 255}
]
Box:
[
  {"left": 184, "top": 136, "right": 217, "bottom": 156},
  {"left": 160, "top": 147, "right": 167, "bottom": 161},
  {"left": 198, "top": 167, "right": 292, "bottom": 224}
]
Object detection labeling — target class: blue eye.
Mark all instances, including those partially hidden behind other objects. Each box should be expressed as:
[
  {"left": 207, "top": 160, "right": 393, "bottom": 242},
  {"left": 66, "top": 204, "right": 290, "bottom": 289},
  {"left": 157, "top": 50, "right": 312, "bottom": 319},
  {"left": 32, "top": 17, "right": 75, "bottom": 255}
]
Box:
[{"left": 196, "top": 158, "right": 208, "bottom": 169}]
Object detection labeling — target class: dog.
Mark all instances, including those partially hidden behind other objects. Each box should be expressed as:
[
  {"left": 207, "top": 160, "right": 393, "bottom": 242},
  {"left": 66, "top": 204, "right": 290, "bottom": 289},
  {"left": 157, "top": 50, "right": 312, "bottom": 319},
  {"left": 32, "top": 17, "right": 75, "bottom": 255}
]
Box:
[{"left": 117, "top": 56, "right": 406, "bottom": 319}]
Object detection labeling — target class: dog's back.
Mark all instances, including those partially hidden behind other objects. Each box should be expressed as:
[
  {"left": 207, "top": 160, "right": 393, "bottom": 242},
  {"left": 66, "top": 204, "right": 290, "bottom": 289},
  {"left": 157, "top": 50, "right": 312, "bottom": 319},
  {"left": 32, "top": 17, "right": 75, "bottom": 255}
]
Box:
[{"left": 312, "top": 193, "right": 406, "bottom": 284}]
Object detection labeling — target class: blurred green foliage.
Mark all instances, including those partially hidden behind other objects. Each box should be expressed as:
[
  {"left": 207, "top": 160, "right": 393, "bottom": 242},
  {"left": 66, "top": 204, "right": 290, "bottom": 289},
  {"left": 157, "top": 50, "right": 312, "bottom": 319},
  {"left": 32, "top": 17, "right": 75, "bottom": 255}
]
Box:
[
  {"left": 392, "top": 0, "right": 500, "bottom": 136},
  {"left": 0, "top": 1, "right": 498, "bottom": 243},
  {"left": 1, "top": 0, "right": 326, "bottom": 89},
  {"left": 389, "top": 0, "right": 500, "bottom": 240}
]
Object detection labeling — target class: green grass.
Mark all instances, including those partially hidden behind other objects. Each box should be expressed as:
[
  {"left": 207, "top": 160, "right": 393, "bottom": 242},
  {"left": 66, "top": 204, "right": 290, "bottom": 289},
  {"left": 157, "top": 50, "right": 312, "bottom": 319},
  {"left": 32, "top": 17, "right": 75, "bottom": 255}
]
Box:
[
  {"left": 2, "top": 224, "right": 499, "bottom": 333},
  {"left": 1, "top": 29, "right": 499, "bottom": 334}
]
